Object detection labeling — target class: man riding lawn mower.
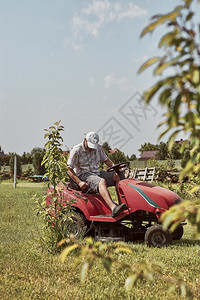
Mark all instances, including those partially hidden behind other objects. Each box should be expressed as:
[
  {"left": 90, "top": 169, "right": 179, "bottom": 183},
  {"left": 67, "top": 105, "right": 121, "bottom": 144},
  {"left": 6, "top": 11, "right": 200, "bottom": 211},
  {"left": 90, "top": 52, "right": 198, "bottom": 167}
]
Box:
[{"left": 46, "top": 132, "right": 185, "bottom": 247}]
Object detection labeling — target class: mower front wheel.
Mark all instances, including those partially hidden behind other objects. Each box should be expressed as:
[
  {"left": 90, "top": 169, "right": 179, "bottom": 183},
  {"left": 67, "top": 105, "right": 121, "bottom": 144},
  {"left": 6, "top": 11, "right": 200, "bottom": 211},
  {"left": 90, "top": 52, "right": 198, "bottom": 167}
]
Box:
[{"left": 145, "top": 224, "right": 172, "bottom": 247}]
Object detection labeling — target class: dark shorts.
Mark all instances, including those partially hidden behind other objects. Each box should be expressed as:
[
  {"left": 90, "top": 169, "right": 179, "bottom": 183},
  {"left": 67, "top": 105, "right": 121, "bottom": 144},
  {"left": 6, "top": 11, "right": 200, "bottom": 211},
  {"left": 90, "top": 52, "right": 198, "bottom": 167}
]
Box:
[
  {"left": 80, "top": 171, "right": 115, "bottom": 192},
  {"left": 70, "top": 170, "right": 125, "bottom": 193}
]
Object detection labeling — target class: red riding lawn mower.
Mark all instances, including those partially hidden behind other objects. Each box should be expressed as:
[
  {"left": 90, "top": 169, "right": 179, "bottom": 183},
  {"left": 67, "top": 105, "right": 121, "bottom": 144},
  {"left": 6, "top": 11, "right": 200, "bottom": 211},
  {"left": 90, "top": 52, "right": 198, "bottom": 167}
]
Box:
[{"left": 46, "top": 162, "right": 185, "bottom": 247}]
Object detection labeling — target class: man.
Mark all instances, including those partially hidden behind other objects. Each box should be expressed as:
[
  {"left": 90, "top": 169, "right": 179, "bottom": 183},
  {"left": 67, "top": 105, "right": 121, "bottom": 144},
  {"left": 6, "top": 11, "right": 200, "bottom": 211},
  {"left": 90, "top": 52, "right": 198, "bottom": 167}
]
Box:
[{"left": 67, "top": 131, "right": 127, "bottom": 217}]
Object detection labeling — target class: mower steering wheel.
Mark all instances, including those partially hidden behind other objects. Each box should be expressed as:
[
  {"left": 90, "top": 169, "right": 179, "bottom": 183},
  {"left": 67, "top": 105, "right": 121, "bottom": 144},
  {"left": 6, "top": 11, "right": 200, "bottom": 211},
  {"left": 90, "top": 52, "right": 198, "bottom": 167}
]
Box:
[{"left": 107, "top": 161, "right": 130, "bottom": 174}]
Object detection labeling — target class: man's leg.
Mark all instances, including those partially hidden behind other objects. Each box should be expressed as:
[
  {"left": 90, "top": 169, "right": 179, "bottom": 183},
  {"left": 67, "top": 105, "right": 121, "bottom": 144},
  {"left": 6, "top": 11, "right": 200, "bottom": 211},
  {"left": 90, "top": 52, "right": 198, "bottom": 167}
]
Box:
[
  {"left": 99, "top": 171, "right": 127, "bottom": 217},
  {"left": 113, "top": 172, "right": 121, "bottom": 203},
  {"left": 79, "top": 172, "right": 126, "bottom": 217},
  {"left": 98, "top": 178, "right": 126, "bottom": 217},
  {"left": 98, "top": 178, "right": 116, "bottom": 211},
  {"left": 79, "top": 173, "right": 117, "bottom": 210},
  {"left": 100, "top": 170, "right": 124, "bottom": 204}
]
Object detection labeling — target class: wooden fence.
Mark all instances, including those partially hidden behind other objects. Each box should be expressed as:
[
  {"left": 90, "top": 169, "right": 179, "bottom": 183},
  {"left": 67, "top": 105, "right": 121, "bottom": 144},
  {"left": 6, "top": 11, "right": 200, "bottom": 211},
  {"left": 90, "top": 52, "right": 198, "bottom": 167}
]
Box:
[{"left": 132, "top": 167, "right": 156, "bottom": 182}]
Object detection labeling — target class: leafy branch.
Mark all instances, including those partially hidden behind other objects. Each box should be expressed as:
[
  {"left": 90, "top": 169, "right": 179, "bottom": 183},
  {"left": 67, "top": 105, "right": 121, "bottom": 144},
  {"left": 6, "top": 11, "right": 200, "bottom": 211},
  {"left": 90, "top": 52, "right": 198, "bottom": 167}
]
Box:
[
  {"left": 42, "top": 120, "right": 68, "bottom": 190},
  {"left": 59, "top": 237, "right": 155, "bottom": 291},
  {"left": 138, "top": 0, "right": 200, "bottom": 158},
  {"left": 161, "top": 200, "right": 200, "bottom": 233},
  {"left": 139, "top": 0, "right": 200, "bottom": 230},
  {"left": 59, "top": 236, "right": 198, "bottom": 297}
]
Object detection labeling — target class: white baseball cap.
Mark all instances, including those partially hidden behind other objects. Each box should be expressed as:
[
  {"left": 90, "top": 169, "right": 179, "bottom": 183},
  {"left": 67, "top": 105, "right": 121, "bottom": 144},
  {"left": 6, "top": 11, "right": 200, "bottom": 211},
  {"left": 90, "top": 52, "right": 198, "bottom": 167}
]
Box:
[{"left": 85, "top": 132, "right": 99, "bottom": 149}]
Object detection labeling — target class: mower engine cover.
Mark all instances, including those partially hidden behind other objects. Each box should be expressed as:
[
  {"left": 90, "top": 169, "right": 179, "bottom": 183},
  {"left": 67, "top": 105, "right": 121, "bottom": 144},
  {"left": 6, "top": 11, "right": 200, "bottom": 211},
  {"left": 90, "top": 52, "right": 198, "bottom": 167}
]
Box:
[{"left": 118, "top": 179, "right": 182, "bottom": 219}]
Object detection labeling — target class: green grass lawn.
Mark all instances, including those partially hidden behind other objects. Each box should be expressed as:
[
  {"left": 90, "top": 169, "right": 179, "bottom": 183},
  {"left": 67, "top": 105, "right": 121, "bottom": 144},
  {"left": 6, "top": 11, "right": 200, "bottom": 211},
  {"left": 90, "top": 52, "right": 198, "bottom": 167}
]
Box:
[{"left": 0, "top": 183, "right": 199, "bottom": 299}]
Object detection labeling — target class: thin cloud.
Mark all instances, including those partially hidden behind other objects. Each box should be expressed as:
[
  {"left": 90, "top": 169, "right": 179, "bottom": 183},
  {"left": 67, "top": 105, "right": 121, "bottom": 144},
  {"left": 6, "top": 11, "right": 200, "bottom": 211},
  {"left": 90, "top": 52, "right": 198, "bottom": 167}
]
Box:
[
  {"left": 71, "top": 0, "right": 148, "bottom": 39},
  {"left": 103, "top": 72, "right": 133, "bottom": 91},
  {"left": 132, "top": 55, "right": 148, "bottom": 64},
  {"left": 72, "top": 43, "right": 83, "bottom": 51},
  {"left": 89, "top": 78, "right": 96, "bottom": 86}
]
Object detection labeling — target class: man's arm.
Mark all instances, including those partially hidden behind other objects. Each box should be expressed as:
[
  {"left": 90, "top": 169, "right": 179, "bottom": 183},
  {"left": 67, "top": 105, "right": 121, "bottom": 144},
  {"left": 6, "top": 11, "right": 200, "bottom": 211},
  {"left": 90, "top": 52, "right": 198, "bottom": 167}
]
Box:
[
  {"left": 104, "top": 158, "right": 114, "bottom": 168},
  {"left": 67, "top": 168, "right": 88, "bottom": 190}
]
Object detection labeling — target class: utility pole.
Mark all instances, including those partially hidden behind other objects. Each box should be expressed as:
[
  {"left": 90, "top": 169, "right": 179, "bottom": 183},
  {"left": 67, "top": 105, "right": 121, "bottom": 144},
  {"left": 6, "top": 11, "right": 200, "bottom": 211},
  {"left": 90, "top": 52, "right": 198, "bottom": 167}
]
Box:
[{"left": 14, "top": 155, "right": 17, "bottom": 189}]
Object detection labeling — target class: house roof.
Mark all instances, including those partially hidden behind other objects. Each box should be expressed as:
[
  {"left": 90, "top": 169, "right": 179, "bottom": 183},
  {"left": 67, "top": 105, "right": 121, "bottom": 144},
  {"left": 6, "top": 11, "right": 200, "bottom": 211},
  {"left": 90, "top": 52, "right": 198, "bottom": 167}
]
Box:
[
  {"left": 139, "top": 150, "right": 159, "bottom": 161},
  {"left": 108, "top": 148, "right": 120, "bottom": 154},
  {"left": 174, "top": 139, "right": 190, "bottom": 145}
]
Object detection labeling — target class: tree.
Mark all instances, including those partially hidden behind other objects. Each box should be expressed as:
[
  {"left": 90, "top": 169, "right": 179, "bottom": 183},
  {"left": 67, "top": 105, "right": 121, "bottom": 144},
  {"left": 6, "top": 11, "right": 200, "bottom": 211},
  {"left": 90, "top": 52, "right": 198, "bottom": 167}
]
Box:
[
  {"left": 139, "top": 0, "right": 200, "bottom": 232},
  {"left": 138, "top": 142, "right": 159, "bottom": 154},
  {"left": 0, "top": 150, "right": 9, "bottom": 166},
  {"left": 129, "top": 153, "right": 137, "bottom": 161},
  {"left": 102, "top": 142, "right": 111, "bottom": 156},
  {"left": 139, "top": 0, "right": 200, "bottom": 179},
  {"left": 0, "top": 146, "right": 4, "bottom": 155},
  {"left": 158, "top": 142, "right": 169, "bottom": 160},
  {"left": 171, "top": 143, "right": 182, "bottom": 160},
  {"left": 101, "top": 142, "right": 128, "bottom": 164},
  {"left": 181, "top": 144, "right": 192, "bottom": 168},
  {"left": 21, "top": 152, "right": 32, "bottom": 165},
  {"left": 31, "top": 147, "right": 46, "bottom": 175},
  {"left": 108, "top": 151, "right": 127, "bottom": 164}
]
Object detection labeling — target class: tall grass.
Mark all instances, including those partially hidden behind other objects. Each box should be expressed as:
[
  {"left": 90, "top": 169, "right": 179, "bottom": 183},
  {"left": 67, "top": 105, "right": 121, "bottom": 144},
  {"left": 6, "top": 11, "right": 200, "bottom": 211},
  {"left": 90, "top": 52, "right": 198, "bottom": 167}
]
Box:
[{"left": 0, "top": 183, "right": 199, "bottom": 299}]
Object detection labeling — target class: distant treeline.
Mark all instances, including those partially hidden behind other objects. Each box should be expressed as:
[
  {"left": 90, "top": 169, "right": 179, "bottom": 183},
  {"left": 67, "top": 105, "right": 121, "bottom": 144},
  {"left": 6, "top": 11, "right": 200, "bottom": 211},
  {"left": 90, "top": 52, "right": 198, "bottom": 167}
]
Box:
[
  {"left": 0, "top": 147, "right": 47, "bottom": 178},
  {"left": 0, "top": 140, "right": 191, "bottom": 179}
]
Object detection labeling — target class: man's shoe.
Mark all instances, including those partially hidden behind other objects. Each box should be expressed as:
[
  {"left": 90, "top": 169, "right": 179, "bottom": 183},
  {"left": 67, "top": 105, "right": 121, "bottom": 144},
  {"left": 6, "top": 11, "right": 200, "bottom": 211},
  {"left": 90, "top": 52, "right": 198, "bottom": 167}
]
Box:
[{"left": 112, "top": 203, "right": 127, "bottom": 217}]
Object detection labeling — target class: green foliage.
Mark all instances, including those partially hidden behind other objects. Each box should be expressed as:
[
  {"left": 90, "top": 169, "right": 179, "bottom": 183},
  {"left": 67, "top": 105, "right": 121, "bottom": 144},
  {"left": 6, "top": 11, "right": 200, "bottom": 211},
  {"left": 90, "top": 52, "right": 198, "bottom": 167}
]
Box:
[
  {"left": 148, "top": 158, "right": 169, "bottom": 172},
  {"left": 139, "top": 141, "right": 185, "bottom": 160},
  {"left": 42, "top": 121, "right": 68, "bottom": 188},
  {"left": 60, "top": 236, "right": 155, "bottom": 291},
  {"left": 21, "top": 152, "right": 32, "bottom": 165},
  {"left": 108, "top": 151, "right": 128, "bottom": 164},
  {"left": 139, "top": 0, "right": 200, "bottom": 179},
  {"left": 181, "top": 148, "right": 191, "bottom": 168},
  {"left": 171, "top": 143, "right": 182, "bottom": 160},
  {"left": 0, "top": 150, "right": 10, "bottom": 166},
  {"left": 21, "top": 164, "right": 34, "bottom": 178},
  {"left": 161, "top": 200, "right": 200, "bottom": 234},
  {"left": 128, "top": 153, "right": 137, "bottom": 161},
  {"left": 59, "top": 234, "right": 199, "bottom": 297},
  {"left": 102, "top": 142, "right": 111, "bottom": 156},
  {"left": 157, "top": 141, "right": 169, "bottom": 160},
  {"left": 31, "top": 147, "right": 46, "bottom": 175},
  {"left": 35, "top": 121, "right": 74, "bottom": 253},
  {"left": 34, "top": 192, "right": 75, "bottom": 254},
  {"left": 102, "top": 142, "right": 128, "bottom": 164},
  {"left": 138, "top": 142, "right": 159, "bottom": 154},
  {"left": 139, "top": 0, "right": 200, "bottom": 231}
]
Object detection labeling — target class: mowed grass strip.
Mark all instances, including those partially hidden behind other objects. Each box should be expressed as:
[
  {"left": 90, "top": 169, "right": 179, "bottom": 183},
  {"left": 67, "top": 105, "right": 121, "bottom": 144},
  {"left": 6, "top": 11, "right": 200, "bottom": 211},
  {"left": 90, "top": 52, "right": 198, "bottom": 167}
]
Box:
[{"left": 0, "top": 184, "right": 200, "bottom": 300}]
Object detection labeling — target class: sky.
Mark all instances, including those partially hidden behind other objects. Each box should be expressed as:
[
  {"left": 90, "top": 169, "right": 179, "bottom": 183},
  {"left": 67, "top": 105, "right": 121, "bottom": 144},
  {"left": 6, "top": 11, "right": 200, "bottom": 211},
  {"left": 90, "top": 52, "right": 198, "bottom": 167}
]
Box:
[{"left": 0, "top": 0, "right": 190, "bottom": 157}]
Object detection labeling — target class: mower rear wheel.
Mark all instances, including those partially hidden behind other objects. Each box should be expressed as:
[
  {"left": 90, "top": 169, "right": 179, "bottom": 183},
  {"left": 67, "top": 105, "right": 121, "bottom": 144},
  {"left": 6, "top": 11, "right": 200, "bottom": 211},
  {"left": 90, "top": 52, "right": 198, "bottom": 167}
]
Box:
[
  {"left": 65, "top": 212, "right": 87, "bottom": 239},
  {"left": 145, "top": 224, "right": 172, "bottom": 247}
]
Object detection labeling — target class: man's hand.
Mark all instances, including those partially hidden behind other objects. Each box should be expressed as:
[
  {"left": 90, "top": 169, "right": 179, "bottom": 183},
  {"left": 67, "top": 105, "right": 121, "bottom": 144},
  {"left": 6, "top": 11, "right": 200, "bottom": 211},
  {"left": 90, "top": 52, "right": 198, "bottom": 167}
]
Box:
[
  {"left": 79, "top": 181, "right": 89, "bottom": 192},
  {"left": 68, "top": 168, "right": 89, "bottom": 191}
]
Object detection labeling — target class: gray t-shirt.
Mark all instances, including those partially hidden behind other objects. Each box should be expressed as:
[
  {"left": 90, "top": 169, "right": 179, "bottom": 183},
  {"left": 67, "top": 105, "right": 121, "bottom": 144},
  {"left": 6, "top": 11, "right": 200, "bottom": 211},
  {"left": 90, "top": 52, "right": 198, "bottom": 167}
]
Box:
[{"left": 67, "top": 142, "right": 108, "bottom": 176}]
